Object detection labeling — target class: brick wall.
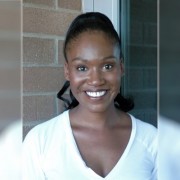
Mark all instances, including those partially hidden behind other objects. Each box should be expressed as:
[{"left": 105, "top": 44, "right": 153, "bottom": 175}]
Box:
[{"left": 23, "top": 0, "right": 82, "bottom": 137}]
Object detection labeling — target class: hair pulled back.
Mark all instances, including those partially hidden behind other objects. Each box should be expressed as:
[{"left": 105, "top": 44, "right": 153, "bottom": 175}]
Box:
[
  {"left": 63, "top": 12, "right": 121, "bottom": 61},
  {"left": 57, "top": 12, "right": 134, "bottom": 112}
]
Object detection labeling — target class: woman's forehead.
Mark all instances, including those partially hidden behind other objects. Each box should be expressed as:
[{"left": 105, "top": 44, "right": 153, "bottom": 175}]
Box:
[
  {"left": 67, "top": 30, "right": 117, "bottom": 47},
  {"left": 66, "top": 36, "right": 120, "bottom": 62}
]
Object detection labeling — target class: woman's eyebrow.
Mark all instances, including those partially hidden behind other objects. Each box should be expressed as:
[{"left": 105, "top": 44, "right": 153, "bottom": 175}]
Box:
[
  {"left": 71, "top": 57, "right": 87, "bottom": 62},
  {"left": 102, "top": 55, "right": 117, "bottom": 60},
  {"left": 71, "top": 55, "right": 117, "bottom": 62}
]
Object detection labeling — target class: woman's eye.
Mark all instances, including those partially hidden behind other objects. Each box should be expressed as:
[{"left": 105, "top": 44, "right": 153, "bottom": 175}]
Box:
[
  {"left": 77, "top": 66, "right": 87, "bottom": 71},
  {"left": 103, "top": 64, "right": 113, "bottom": 70}
]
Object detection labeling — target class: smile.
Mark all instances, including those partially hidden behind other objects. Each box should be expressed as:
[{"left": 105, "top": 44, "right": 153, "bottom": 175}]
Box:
[{"left": 86, "top": 91, "right": 106, "bottom": 98}]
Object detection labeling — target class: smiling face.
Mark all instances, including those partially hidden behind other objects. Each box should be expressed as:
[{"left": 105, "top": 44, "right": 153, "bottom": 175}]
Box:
[{"left": 64, "top": 31, "right": 124, "bottom": 113}]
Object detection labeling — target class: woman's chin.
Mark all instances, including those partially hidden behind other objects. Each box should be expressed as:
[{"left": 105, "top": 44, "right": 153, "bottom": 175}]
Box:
[{"left": 80, "top": 103, "right": 113, "bottom": 114}]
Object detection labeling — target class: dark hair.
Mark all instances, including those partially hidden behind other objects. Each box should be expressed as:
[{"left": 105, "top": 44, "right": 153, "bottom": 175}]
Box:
[
  {"left": 57, "top": 12, "right": 134, "bottom": 112},
  {"left": 63, "top": 12, "right": 121, "bottom": 61}
]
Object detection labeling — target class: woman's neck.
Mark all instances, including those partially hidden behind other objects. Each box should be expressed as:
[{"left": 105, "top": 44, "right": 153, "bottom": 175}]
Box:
[{"left": 69, "top": 105, "right": 123, "bottom": 129}]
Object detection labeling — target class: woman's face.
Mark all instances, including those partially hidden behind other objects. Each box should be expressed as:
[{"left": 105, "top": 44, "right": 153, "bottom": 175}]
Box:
[{"left": 64, "top": 31, "right": 124, "bottom": 113}]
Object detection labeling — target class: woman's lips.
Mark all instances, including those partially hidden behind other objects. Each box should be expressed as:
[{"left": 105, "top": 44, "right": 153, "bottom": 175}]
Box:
[{"left": 85, "top": 91, "right": 107, "bottom": 98}]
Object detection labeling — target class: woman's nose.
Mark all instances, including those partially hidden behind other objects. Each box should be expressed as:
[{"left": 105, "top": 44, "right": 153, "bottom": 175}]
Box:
[{"left": 87, "top": 69, "right": 105, "bottom": 86}]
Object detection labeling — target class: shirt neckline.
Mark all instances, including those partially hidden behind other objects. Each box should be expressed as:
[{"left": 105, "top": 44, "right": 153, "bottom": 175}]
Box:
[{"left": 65, "top": 110, "right": 136, "bottom": 179}]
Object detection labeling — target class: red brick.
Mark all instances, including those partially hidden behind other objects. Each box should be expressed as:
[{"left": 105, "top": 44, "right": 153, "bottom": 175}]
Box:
[
  {"left": 23, "top": 67, "right": 65, "bottom": 93},
  {"left": 23, "top": 7, "right": 80, "bottom": 35},
  {"left": 58, "top": 40, "right": 66, "bottom": 65},
  {"left": 23, "top": 95, "right": 56, "bottom": 122},
  {"left": 58, "top": 0, "right": 82, "bottom": 10},
  {"left": 23, "top": 37, "right": 55, "bottom": 65},
  {"left": 23, "top": 0, "right": 54, "bottom": 7}
]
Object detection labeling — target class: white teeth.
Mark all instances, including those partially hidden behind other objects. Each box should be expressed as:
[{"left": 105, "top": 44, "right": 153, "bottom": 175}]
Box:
[{"left": 86, "top": 91, "right": 106, "bottom": 98}]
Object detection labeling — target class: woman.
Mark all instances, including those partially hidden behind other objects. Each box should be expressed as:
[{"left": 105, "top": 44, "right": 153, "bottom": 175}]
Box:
[{"left": 23, "top": 12, "right": 157, "bottom": 180}]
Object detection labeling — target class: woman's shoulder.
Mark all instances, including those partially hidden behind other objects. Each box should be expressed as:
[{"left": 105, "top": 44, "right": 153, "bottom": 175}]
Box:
[
  {"left": 130, "top": 114, "right": 157, "bottom": 134},
  {"left": 129, "top": 114, "right": 157, "bottom": 149},
  {"left": 23, "top": 110, "right": 69, "bottom": 144}
]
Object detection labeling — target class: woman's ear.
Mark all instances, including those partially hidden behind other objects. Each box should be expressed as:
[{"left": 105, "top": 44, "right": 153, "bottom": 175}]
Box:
[{"left": 64, "top": 62, "right": 70, "bottom": 81}]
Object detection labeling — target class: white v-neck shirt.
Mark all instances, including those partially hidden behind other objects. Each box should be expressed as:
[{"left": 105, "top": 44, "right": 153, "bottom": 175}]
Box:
[{"left": 23, "top": 110, "right": 157, "bottom": 180}]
